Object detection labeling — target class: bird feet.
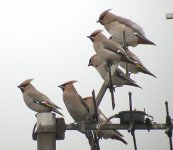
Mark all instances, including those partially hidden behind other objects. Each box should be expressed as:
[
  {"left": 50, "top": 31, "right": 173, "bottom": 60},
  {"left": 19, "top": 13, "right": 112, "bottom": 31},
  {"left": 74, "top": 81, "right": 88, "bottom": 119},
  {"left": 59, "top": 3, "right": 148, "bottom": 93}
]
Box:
[{"left": 108, "top": 85, "right": 116, "bottom": 92}]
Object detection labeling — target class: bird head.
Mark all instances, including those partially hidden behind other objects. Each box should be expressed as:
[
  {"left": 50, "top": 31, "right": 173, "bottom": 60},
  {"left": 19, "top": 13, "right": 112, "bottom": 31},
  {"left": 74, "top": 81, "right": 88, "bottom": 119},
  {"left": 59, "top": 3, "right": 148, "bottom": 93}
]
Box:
[
  {"left": 17, "top": 78, "right": 34, "bottom": 92},
  {"left": 97, "top": 9, "right": 113, "bottom": 25},
  {"left": 87, "top": 30, "right": 103, "bottom": 42},
  {"left": 88, "top": 54, "right": 103, "bottom": 68},
  {"left": 58, "top": 80, "right": 78, "bottom": 91}
]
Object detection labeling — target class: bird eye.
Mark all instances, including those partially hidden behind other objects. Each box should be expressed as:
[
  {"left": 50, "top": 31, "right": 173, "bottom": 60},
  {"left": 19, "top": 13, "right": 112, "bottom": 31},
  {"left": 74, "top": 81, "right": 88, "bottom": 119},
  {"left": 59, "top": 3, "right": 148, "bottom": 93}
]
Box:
[{"left": 99, "top": 11, "right": 107, "bottom": 21}]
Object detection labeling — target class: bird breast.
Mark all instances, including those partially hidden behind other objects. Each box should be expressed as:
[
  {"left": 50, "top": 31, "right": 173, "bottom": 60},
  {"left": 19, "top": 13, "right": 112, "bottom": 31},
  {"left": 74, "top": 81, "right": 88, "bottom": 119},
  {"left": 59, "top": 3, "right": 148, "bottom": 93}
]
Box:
[
  {"left": 63, "top": 94, "right": 88, "bottom": 122},
  {"left": 94, "top": 43, "right": 121, "bottom": 64}
]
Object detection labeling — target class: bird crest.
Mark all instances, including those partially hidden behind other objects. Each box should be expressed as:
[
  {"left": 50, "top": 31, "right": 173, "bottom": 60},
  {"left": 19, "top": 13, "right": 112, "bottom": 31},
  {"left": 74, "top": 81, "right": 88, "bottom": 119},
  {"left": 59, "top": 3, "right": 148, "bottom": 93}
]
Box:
[
  {"left": 98, "top": 9, "right": 112, "bottom": 22},
  {"left": 59, "top": 80, "right": 78, "bottom": 87},
  {"left": 18, "top": 78, "right": 34, "bottom": 87},
  {"left": 89, "top": 30, "right": 103, "bottom": 38},
  {"left": 88, "top": 54, "right": 101, "bottom": 67}
]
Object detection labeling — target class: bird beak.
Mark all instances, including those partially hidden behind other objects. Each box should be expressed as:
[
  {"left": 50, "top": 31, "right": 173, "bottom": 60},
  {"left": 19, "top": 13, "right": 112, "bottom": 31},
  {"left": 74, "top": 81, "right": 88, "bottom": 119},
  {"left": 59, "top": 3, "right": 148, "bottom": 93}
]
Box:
[
  {"left": 87, "top": 35, "right": 94, "bottom": 42},
  {"left": 88, "top": 62, "right": 92, "bottom": 66},
  {"left": 17, "top": 85, "right": 24, "bottom": 92},
  {"left": 87, "top": 35, "right": 91, "bottom": 38},
  {"left": 58, "top": 85, "right": 64, "bottom": 90},
  {"left": 17, "top": 85, "right": 21, "bottom": 88},
  {"left": 96, "top": 19, "right": 100, "bottom": 23},
  {"left": 58, "top": 85, "right": 63, "bottom": 88}
]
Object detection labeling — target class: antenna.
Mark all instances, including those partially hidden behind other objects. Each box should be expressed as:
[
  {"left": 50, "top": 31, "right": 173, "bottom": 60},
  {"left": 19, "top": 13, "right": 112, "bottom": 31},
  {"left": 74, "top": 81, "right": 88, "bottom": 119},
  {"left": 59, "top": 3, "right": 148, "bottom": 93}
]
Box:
[
  {"left": 31, "top": 13, "right": 173, "bottom": 150},
  {"left": 128, "top": 92, "right": 137, "bottom": 150}
]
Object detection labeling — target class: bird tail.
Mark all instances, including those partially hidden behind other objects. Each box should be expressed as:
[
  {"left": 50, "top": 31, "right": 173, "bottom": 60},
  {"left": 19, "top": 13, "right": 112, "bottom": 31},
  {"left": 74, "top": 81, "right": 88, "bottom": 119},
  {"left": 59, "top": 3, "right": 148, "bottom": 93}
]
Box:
[
  {"left": 135, "top": 33, "right": 156, "bottom": 46},
  {"left": 144, "top": 69, "right": 156, "bottom": 78},
  {"left": 136, "top": 63, "right": 157, "bottom": 78},
  {"left": 127, "top": 81, "right": 142, "bottom": 89},
  {"left": 111, "top": 135, "right": 128, "bottom": 145},
  {"left": 53, "top": 108, "right": 63, "bottom": 116},
  {"left": 121, "top": 55, "right": 138, "bottom": 65},
  {"left": 55, "top": 105, "right": 62, "bottom": 110}
]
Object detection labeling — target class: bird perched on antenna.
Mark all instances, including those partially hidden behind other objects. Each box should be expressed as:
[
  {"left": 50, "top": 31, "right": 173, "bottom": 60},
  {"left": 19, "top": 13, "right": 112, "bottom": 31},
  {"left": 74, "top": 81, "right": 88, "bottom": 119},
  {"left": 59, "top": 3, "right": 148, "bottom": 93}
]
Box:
[
  {"left": 87, "top": 30, "right": 137, "bottom": 68},
  {"left": 84, "top": 96, "right": 128, "bottom": 145},
  {"left": 88, "top": 54, "right": 142, "bottom": 88},
  {"left": 17, "top": 78, "right": 63, "bottom": 116},
  {"left": 97, "top": 9, "right": 155, "bottom": 47},
  {"left": 87, "top": 30, "right": 138, "bottom": 110},
  {"left": 58, "top": 80, "right": 90, "bottom": 124}
]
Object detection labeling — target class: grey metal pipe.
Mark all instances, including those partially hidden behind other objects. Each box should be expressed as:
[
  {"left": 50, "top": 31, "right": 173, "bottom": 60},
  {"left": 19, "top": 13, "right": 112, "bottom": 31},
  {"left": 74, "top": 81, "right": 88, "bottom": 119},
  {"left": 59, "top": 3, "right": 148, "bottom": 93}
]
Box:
[
  {"left": 166, "top": 13, "right": 173, "bottom": 19},
  {"left": 66, "top": 123, "right": 173, "bottom": 130},
  {"left": 95, "top": 65, "right": 117, "bottom": 108},
  {"left": 36, "top": 112, "right": 56, "bottom": 150}
]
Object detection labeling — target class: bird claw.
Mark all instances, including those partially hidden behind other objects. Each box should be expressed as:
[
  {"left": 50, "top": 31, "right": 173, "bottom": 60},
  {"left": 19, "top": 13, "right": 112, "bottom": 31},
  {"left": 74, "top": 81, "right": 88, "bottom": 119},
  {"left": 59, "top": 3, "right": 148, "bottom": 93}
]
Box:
[
  {"left": 108, "top": 85, "right": 116, "bottom": 92},
  {"left": 106, "top": 61, "right": 112, "bottom": 68},
  {"left": 70, "top": 122, "right": 77, "bottom": 128},
  {"left": 70, "top": 121, "right": 77, "bottom": 125}
]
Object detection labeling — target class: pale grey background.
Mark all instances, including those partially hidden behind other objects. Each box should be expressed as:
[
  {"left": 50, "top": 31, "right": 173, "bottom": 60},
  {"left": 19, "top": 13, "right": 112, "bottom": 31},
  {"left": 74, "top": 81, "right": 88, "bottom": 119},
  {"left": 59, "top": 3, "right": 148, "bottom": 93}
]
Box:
[{"left": 0, "top": 0, "right": 173, "bottom": 149}]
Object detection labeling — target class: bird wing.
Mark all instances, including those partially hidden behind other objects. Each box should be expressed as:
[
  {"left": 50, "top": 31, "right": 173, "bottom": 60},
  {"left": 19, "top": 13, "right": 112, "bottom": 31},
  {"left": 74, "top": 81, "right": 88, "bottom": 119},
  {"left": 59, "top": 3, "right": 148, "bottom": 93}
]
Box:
[
  {"left": 116, "top": 15, "right": 145, "bottom": 36},
  {"left": 115, "top": 68, "right": 135, "bottom": 82},
  {"left": 127, "top": 50, "right": 141, "bottom": 63},
  {"left": 102, "top": 40, "right": 126, "bottom": 56},
  {"left": 136, "top": 63, "right": 156, "bottom": 78},
  {"left": 28, "top": 92, "right": 61, "bottom": 109},
  {"left": 79, "top": 95, "right": 90, "bottom": 113}
]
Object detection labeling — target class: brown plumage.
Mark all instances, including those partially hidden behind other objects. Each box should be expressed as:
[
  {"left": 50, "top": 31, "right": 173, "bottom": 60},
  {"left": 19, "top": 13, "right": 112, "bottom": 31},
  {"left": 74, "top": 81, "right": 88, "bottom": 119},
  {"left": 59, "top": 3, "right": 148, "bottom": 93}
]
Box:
[
  {"left": 88, "top": 54, "right": 142, "bottom": 88},
  {"left": 97, "top": 9, "right": 155, "bottom": 47},
  {"left": 58, "top": 80, "right": 89, "bottom": 123},
  {"left": 17, "top": 79, "right": 63, "bottom": 116},
  {"left": 119, "top": 50, "right": 156, "bottom": 78},
  {"left": 87, "top": 30, "right": 137, "bottom": 67},
  {"left": 84, "top": 96, "right": 128, "bottom": 145}
]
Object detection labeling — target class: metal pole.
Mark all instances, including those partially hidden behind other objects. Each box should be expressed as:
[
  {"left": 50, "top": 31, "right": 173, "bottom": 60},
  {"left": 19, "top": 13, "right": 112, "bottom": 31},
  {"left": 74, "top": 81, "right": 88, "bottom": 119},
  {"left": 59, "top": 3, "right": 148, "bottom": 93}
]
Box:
[
  {"left": 95, "top": 65, "right": 117, "bottom": 108},
  {"left": 129, "top": 92, "right": 133, "bottom": 124},
  {"left": 166, "top": 13, "right": 173, "bottom": 19},
  {"left": 165, "top": 101, "right": 173, "bottom": 150},
  {"left": 92, "top": 90, "right": 98, "bottom": 123},
  {"left": 36, "top": 112, "right": 56, "bottom": 150},
  {"left": 132, "top": 131, "right": 137, "bottom": 150},
  {"left": 66, "top": 123, "right": 173, "bottom": 131},
  {"left": 108, "top": 62, "right": 115, "bottom": 109},
  {"left": 95, "top": 82, "right": 107, "bottom": 108},
  {"left": 123, "top": 30, "right": 129, "bottom": 77},
  {"left": 128, "top": 92, "right": 138, "bottom": 150}
]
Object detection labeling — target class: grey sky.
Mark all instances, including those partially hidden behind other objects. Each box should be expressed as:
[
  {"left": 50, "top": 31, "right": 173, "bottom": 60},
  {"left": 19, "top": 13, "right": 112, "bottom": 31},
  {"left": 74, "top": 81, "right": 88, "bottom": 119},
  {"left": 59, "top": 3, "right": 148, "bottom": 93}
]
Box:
[{"left": 0, "top": 0, "right": 173, "bottom": 149}]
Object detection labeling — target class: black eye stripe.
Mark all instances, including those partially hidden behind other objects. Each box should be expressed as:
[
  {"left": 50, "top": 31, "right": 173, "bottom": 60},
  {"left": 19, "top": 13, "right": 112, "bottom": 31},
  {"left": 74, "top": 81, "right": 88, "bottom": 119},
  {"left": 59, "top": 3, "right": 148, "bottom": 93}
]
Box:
[
  {"left": 100, "top": 11, "right": 107, "bottom": 20},
  {"left": 90, "top": 30, "right": 102, "bottom": 37},
  {"left": 99, "top": 9, "right": 111, "bottom": 21},
  {"left": 20, "top": 84, "right": 28, "bottom": 88},
  {"left": 91, "top": 31, "right": 99, "bottom": 37}
]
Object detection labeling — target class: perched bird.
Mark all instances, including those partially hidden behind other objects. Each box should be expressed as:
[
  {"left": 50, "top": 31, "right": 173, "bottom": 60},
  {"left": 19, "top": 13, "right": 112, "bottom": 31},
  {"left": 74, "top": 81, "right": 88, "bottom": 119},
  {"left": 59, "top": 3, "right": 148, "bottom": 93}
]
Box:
[
  {"left": 87, "top": 30, "right": 137, "bottom": 68},
  {"left": 119, "top": 49, "right": 156, "bottom": 78},
  {"left": 84, "top": 96, "right": 128, "bottom": 145},
  {"left": 58, "top": 80, "right": 89, "bottom": 123},
  {"left": 97, "top": 9, "right": 155, "bottom": 47},
  {"left": 17, "top": 79, "right": 63, "bottom": 116},
  {"left": 88, "top": 54, "right": 141, "bottom": 88}
]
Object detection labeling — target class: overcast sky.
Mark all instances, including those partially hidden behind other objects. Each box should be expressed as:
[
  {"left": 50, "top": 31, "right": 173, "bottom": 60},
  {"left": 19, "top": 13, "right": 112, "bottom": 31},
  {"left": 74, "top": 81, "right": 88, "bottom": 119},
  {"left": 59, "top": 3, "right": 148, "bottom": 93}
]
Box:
[{"left": 0, "top": 0, "right": 173, "bottom": 149}]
